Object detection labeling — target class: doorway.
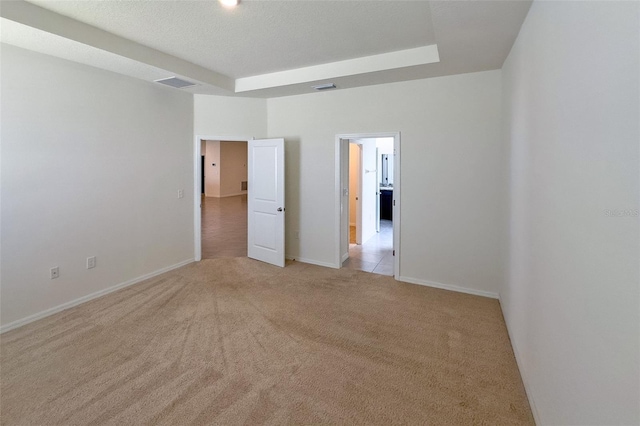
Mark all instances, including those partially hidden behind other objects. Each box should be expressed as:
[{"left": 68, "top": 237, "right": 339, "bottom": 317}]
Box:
[
  {"left": 336, "top": 133, "right": 400, "bottom": 278},
  {"left": 198, "top": 138, "right": 249, "bottom": 259}
]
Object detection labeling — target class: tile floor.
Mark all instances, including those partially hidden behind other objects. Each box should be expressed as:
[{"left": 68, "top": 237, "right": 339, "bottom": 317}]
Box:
[
  {"left": 342, "top": 220, "right": 394, "bottom": 276},
  {"left": 202, "top": 194, "right": 393, "bottom": 276},
  {"left": 201, "top": 194, "right": 247, "bottom": 259}
]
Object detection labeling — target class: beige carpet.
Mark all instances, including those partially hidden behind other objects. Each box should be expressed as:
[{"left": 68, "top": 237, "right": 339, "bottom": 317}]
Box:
[{"left": 0, "top": 258, "right": 533, "bottom": 425}]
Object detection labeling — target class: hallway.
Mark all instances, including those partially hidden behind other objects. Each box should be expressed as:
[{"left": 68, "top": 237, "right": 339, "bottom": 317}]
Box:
[
  {"left": 342, "top": 220, "right": 393, "bottom": 276},
  {"left": 201, "top": 194, "right": 247, "bottom": 259}
]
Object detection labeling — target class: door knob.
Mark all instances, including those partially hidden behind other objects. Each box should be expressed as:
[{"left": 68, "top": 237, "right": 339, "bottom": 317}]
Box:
[{"left": 277, "top": 207, "right": 284, "bottom": 212}]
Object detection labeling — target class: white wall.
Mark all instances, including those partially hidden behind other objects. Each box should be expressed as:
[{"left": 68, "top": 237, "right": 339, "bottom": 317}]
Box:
[
  {"left": 360, "top": 140, "right": 377, "bottom": 244},
  {"left": 194, "top": 95, "right": 267, "bottom": 138},
  {"left": 204, "top": 140, "right": 221, "bottom": 197},
  {"left": 376, "top": 137, "right": 394, "bottom": 155},
  {"left": 501, "top": 2, "right": 639, "bottom": 424},
  {"left": 268, "top": 70, "right": 505, "bottom": 295},
  {"left": 1, "top": 45, "right": 194, "bottom": 328}
]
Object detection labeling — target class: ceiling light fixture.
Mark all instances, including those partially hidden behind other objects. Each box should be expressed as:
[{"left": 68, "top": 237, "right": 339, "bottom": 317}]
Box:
[
  {"left": 312, "top": 83, "right": 337, "bottom": 91},
  {"left": 219, "top": 0, "right": 239, "bottom": 8}
]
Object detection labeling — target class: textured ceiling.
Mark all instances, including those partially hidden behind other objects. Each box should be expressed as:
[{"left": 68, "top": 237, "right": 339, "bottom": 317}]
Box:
[
  {"left": 26, "top": 0, "right": 436, "bottom": 78},
  {"left": 0, "top": 18, "right": 235, "bottom": 95},
  {"left": 0, "top": 18, "right": 233, "bottom": 95},
  {"left": 1, "top": 0, "right": 532, "bottom": 97}
]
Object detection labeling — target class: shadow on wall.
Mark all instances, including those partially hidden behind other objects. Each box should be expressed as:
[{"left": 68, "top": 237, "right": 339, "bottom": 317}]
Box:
[{"left": 283, "top": 137, "right": 301, "bottom": 258}]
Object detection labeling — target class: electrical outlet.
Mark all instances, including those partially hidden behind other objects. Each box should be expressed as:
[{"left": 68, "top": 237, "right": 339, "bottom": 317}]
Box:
[
  {"left": 178, "top": 189, "right": 184, "bottom": 199},
  {"left": 50, "top": 267, "right": 59, "bottom": 279},
  {"left": 87, "top": 256, "right": 96, "bottom": 269},
  {"left": 295, "top": 231, "right": 300, "bottom": 240}
]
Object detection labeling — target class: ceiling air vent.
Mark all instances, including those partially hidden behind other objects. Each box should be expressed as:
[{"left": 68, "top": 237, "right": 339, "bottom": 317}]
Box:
[
  {"left": 154, "top": 77, "right": 197, "bottom": 89},
  {"left": 312, "top": 83, "right": 336, "bottom": 91}
]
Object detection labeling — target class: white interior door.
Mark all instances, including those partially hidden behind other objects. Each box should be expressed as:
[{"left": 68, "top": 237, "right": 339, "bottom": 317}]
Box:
[
  {"left": 248, "top": 138, "right": 285, "bottom": 267},
  {"left": 360, "top": 141, "right": 377, "bottom": 244}
]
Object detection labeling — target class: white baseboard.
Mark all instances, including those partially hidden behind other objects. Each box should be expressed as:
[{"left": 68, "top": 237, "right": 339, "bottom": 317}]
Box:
[
  {"left": 396, "top": 275, "right": 499, "bottom": 299},
  {"left": 286, "top": 255, "right": 338, "bottom": 269},
  {"left": 0, "top": 258, "right": 194, "bottom": 334},
  {"left": 341, "top": 252, "right": 349, "bottom": 263},
  {"left": 498, "top": 295, "right": 542, "bottom": 425},
  {"left": 221, "top": 192, "right": 247, "bottom": 198}
]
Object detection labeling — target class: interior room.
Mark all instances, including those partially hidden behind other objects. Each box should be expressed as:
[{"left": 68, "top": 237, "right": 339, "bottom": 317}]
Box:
[
  {"left": 1, "top": 1, "right": 638, "bottom": 425},
  {"left": 342, "top": 137, "right": 395, "bottom": 276},
  {"left": 201, "top": 139, "right": 248, "bottom": 259}
]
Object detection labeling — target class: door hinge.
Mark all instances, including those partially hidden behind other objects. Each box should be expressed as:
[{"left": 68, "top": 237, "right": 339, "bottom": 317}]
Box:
[
  {"left": 393, "top": 250, "right": 395, "bottom": 256},
  {"left": 393, "top": 200, "right": 395, "bottom": 206}
]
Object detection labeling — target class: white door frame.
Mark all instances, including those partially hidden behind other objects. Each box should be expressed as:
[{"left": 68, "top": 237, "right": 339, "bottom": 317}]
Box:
[
  {"left": 193, "top": 134, "right": 254, "bottom": 261},
  {"left": 334, "top": 132, "right": 401, "bottom": 278}
]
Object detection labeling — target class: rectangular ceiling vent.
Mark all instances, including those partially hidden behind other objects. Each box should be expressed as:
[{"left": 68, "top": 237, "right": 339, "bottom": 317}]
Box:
[
  {"left": 154, "top": 77, "right": 197, "bottom": 89},
  {"left": 312, "top": 83, "right": 336, "bottom": 91}
]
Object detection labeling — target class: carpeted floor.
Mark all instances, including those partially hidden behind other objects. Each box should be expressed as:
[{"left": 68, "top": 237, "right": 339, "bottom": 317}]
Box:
[{"left": 0, "top": 258, "right": 533, "bottom": 425}]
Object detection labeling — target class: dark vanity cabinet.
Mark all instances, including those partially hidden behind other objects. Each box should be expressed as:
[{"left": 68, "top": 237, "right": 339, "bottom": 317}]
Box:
[{"left": 380, "top": 189, "right": 393, "bottom": 220}]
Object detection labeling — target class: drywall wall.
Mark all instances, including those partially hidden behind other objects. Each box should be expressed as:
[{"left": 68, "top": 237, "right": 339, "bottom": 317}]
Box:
[
  {"left": 204, "top": 140, "right": 221, "bottom": 197},
  {"left": 194, "top": 95, "right": 267, "bottom": 139},
  {"left": 219, "top": 141, "right": 248, "bottom": 197},
  {"left": 268, "top": 70, "right": 504, "bottom": 295},
  {"left": 376, "top": 137, "right": 393, "bottom": 155},
  {"left": 501, "top": 2, "right": 639, "bottom": 424},
  {"left": 1, "top": 45, "right": 194, "bottom": 328}
]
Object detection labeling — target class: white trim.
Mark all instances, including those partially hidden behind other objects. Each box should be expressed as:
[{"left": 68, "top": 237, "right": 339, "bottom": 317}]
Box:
[
  {"left": 286, "top": 256, "right": 338, "bottom": 269},
  {"left": 217, "top": 192, "right": 247, "bottom": 198},
  {"left": 194, "top": 135, "right": 254, "bottom": 262},
  {"left": 194, "top": 136, "right": 202, "bottom": 261},
  {"left": 0, "top": 258, "right": 194, "bottom": 334},
  {"left": 392, "top": 134, "right": 401, "bottom": 280},
  {"left": 341, "top": 252, "right": 349, "bottom": 263},
  {"left": 499, "top": 295, "right": 542, "bottom": 425},
  {"left": 334, "top": 135, "right": 343, "bottom": 268},
  {"left": 396, "top": 275, "right": 499, "bottom": 299}
]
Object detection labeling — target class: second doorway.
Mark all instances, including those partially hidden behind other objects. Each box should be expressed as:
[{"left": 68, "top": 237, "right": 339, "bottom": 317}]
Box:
[
  {"left": 201, "top": 139, "right": 248, "bottom": 259},
  {"left": 341, "top": 136, "right": 397, "bottom": 276}
]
